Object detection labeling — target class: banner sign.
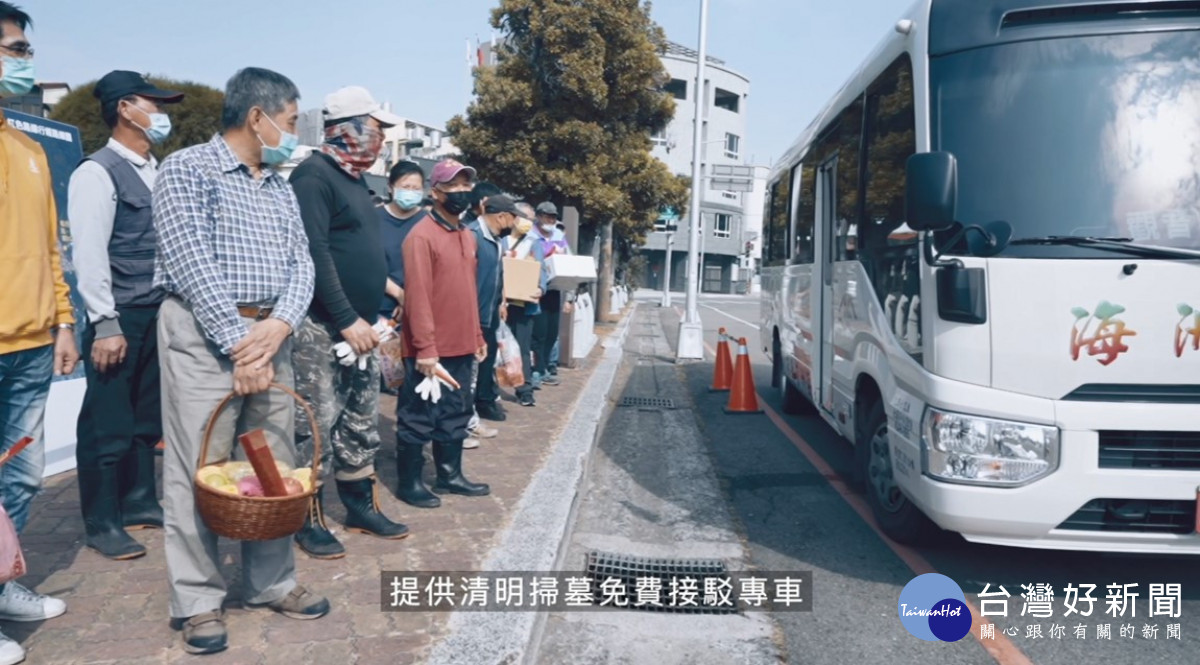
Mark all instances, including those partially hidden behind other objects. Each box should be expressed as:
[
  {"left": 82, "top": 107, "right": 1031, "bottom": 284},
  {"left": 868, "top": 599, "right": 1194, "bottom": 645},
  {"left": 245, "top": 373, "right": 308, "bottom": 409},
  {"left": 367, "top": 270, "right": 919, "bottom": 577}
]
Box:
[{"left": 7, "top": 110, "right": 88, "bottom": 476}]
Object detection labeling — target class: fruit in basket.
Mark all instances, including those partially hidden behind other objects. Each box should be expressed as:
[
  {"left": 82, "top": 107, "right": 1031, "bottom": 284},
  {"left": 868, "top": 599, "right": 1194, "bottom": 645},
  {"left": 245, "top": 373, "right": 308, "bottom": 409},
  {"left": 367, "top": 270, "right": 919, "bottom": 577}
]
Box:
[
  {"left": 216, "top": 483, "right": 239, "bottom": 495},
  {"left": 282, "top": 478, "right": 305, "bottom": 496},
  {"left": 237, "top": 476, "right": 265, "bottom": 497},
  {"left": 291, "top": 468, "right": 313, "bottom": 492},
  {"left": 224, "top": 462, "right": 255, "bottom": 482},
  {"left": 198, "top": 466, "right": 229, "bottom": 488}
]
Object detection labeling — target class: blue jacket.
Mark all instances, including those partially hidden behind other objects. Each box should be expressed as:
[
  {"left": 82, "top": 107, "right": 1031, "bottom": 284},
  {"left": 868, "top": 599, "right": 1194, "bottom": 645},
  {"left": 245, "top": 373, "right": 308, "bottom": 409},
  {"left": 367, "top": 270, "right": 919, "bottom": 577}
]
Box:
[{"left": 468, "top": 219, "right": 504, "bottom": 330}]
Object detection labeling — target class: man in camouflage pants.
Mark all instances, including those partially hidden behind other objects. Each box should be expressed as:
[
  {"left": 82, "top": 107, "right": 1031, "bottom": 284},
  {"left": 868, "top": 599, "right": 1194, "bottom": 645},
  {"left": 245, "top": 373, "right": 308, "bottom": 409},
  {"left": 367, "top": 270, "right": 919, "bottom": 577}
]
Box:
[{"left": 288, "top": 87, "right": 408, "bottom": 559}]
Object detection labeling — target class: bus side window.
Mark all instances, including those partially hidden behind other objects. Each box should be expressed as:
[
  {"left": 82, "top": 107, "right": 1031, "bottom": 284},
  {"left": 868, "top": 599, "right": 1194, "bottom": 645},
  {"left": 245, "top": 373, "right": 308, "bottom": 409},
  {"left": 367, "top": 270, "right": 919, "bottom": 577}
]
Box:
[
  {"left": 861, "top": 54, "right": 919, "bottom": 352},
  {"left": 764, "top": 176, "right": 792, "bottom": 267},
  {"left": 792, "top": 162, "right": 815, "bottom": 264}
]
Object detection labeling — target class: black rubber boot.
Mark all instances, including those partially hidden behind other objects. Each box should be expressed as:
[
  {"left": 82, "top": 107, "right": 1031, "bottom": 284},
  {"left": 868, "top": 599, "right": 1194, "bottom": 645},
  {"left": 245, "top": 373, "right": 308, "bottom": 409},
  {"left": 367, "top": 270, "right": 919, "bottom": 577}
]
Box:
[
  {"left": 432, "top": 441, "right": 491, "bottom": 496},
  {"left": 338, "top": 476, "right": 409, "bottom": 539},
  {"left": 120, "top": 444, "right": 164, "bottom": 530},
  {"left": 78, "top": 466, "right": 146, "bottom": 560},
  {"left": 294, "top": 485, "right": 346, "bottom": 560},
  {"left": 395, "top": 444, "right": 440, "bottom": 508}
]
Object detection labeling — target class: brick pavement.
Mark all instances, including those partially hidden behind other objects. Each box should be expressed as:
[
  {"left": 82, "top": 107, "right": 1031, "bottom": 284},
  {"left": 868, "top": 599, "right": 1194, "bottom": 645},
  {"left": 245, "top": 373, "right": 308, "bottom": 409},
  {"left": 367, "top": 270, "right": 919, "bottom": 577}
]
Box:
[{"left": 4, "top": 320, "right": 621, "bottom": 665}]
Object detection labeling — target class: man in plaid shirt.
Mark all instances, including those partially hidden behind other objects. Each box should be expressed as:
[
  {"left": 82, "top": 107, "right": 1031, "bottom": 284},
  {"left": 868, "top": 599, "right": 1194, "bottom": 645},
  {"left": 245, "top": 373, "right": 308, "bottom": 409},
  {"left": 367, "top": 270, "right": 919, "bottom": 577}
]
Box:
[{"left": 152, "top": 67, "right": 329, "bottom": 655}]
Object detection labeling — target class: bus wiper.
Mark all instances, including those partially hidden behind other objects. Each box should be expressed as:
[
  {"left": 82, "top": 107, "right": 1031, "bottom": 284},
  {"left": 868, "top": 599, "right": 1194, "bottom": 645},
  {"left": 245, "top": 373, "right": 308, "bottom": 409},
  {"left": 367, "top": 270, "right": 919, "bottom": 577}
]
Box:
[{"left": 1008, "top": 235, "right": 1200, "bottom": 260}]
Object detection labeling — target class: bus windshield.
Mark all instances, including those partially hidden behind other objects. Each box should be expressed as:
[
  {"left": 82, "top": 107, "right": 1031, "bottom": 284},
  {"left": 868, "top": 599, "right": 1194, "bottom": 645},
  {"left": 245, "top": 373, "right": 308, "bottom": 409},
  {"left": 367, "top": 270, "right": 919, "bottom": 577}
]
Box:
[{"left": 931, "top": 29, "right": 1200, "bottom": 257}]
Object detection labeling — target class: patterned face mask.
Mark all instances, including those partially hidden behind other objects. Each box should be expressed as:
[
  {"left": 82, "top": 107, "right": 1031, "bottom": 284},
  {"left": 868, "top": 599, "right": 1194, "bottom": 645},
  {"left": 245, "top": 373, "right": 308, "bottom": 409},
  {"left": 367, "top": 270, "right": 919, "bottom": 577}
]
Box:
[{"left": 320, "top": 117, "right": 384, "bottom": 177}]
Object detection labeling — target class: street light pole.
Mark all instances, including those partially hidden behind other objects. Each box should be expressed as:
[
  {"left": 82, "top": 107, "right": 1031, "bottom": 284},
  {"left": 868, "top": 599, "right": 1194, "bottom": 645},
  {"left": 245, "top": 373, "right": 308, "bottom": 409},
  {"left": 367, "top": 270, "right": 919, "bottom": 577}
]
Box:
[
  {"left": 676, "top": 0, "right": 709, "bottom": 361},
  {"left": 660, "top": 227, "right": 674, "bottom": 308}
]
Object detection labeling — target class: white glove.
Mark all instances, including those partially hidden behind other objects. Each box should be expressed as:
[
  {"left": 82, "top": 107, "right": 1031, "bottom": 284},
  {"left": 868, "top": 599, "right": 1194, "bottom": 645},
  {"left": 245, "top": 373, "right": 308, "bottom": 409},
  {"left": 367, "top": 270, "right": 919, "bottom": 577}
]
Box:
[
  {"left": 415, "top": 375, "right": 443, "bottom": 403},
  {"left": 332, "top": 341, "right": 370, "bottom": 371},
  {"left": 414, "top": 364, "right": 457, "bottom": 403},
  {"left": 373, "top": 319, "right": 397, "bottom": 344}
]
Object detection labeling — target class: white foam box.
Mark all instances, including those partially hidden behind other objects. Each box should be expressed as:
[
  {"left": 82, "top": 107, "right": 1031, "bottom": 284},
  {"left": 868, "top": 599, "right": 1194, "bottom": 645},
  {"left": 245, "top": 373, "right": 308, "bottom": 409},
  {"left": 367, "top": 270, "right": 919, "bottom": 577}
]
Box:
[{"left": 546, "top": 254, "right": 597, "bottom": 289}]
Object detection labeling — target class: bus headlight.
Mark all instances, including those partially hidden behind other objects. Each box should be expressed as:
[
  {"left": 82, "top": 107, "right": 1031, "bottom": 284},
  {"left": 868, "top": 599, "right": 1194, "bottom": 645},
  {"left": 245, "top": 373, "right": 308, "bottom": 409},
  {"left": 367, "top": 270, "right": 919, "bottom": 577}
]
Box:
[{"left": 922, "top": 408, "right": 1059, "bottom": 486}]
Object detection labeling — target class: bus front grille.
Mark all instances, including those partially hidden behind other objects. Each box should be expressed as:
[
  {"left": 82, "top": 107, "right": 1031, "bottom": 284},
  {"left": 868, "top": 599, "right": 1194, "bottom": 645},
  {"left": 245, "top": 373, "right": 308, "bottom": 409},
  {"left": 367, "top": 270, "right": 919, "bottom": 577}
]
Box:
[
  {"left": 1058, "top": 499, "right": 1194, "bottom": 535},
  {"left": 1099, "top": 431, "right": 1200, "bottom": 470}
]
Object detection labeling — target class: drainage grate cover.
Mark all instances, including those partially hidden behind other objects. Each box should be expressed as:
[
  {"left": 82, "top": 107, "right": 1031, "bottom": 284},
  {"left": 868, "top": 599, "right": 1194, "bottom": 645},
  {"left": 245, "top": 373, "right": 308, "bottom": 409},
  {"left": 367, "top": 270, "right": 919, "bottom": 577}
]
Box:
[
  {"left": 584, "top": 551, "right": 738, "bottom": 614},
  {"left": 619, "top": 396, "right": 675, "bottom": 409}
]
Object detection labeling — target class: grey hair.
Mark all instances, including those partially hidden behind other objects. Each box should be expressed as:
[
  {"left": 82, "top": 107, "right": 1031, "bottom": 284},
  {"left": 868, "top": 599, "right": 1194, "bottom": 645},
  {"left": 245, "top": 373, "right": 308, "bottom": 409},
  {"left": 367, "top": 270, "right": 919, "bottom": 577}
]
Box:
[
  {"left": 515, "top": 202, "right": 536, "bottom": 219},
  {"left": 221, "top": 67, "right": 300, "bottom": 130}
]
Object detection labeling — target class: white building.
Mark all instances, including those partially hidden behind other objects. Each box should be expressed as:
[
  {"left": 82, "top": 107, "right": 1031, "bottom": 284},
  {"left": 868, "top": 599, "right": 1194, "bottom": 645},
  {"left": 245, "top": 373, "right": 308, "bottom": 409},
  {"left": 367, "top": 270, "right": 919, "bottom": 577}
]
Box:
[{"left": 642, "top": 42, "right": 767, "bottom": 294}]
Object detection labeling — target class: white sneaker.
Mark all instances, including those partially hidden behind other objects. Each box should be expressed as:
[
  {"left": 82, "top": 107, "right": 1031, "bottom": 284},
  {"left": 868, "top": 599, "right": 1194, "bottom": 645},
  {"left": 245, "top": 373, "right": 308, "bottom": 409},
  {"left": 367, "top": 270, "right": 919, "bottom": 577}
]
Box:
[
  {"left": 468, "top": 423, "right": 499, "bottom": 439},
  {"left": 463, "top": 438, "right": 481, "bottom": 450},
  {"left": 0, "top": 630, "right": 24, "bottom": 665},
  {"left": 0, "top": 582, "right": 67, "bottom": 622}
]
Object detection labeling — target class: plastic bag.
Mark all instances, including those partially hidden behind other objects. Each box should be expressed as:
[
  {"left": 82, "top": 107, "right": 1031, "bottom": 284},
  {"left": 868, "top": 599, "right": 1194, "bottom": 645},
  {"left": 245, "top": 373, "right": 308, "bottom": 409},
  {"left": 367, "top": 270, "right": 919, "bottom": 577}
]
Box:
[
  {"left": 495, "top": 322, "right": 524, "bottom": 388},
  {"left": 0, "top": 438, "right": 30, "bottom": 584},
  {"left": 378, "top": 335, "right": 406, "bottom": 389}
]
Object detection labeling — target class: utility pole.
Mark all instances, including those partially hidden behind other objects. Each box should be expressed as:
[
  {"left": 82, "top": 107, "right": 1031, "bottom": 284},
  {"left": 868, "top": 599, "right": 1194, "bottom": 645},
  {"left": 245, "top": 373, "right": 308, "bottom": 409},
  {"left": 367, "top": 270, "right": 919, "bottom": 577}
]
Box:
[
  {"left": 676, "top": 0, "right": 709, "bottom": 361},
  {"left": 660, "top": 224, "right": 675, "bottom": 308}
]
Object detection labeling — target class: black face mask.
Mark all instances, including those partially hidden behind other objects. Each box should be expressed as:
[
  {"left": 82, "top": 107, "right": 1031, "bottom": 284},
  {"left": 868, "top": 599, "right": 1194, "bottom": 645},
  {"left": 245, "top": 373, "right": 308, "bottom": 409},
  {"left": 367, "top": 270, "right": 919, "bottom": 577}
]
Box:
[
  {"left": 498, "top": 226, "right": 514, "bottom": 238},
  {"left": 441, "top": 191, "right": 473, "bottom": 216}
]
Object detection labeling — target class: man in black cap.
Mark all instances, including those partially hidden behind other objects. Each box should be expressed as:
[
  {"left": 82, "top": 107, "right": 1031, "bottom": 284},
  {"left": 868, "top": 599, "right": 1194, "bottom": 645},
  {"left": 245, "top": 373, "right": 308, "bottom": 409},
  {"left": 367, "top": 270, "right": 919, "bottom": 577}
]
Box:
[
  {"left": 467, "top": 194, "right": 523, "bottom": 428},
  {"left": 68, "top": 70, "right": 183, "bottom": 560},
  {"left": 530, "top": 202, "right": 575, "bottom": 388}
]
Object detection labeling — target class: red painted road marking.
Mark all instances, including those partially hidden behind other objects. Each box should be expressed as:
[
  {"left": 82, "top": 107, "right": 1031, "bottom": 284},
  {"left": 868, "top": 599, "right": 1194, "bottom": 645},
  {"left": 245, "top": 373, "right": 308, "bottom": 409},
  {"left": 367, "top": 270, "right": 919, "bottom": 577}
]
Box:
[{"left": 699, "top": 339, "right": 1032, "bottom": 665}]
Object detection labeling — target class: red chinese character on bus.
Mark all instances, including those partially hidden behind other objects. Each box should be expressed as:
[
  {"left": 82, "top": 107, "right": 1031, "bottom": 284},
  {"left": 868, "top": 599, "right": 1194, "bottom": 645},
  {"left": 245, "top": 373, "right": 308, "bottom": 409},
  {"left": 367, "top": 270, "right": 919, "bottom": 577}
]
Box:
[
  {"left": 1174, "top": 304, "right": 1200, "bottom": 358},
  {"left": 1069, "top": 302, "right": 1137, "bottom": 366}
]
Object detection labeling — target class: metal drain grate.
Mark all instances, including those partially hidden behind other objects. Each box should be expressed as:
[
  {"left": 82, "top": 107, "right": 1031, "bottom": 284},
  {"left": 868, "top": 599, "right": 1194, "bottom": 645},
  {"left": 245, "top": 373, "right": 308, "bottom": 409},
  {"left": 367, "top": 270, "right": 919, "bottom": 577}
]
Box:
[
  {"left": 619, "top": 396, "right": 675, "bottom": 409},
  {"left": 584, "top": 551, "right": 738, "bottom": 614}
]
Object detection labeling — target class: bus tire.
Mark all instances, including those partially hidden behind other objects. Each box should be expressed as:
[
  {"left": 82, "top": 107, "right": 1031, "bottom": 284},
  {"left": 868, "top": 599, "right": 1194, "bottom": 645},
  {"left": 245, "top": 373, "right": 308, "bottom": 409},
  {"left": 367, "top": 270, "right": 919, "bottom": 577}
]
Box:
[{"left": 862, "top": 401, "right": 938, "bottom": 545}]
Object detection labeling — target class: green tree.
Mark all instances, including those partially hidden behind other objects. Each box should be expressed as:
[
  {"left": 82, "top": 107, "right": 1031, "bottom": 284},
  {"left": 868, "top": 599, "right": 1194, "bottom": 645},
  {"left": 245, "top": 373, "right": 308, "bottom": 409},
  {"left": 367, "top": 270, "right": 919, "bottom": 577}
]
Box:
[
  {"left": 448, "top": 0, "right": 689, "bottom": 320},
  {"left": 50, "top": 77, "right": 224, "bottom": 158}
]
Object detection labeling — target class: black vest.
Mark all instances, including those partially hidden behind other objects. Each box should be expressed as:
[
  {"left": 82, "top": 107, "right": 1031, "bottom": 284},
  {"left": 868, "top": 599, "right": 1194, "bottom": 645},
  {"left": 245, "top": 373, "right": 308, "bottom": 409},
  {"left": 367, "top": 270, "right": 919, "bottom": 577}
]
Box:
[{"left": 84, "top": 147, "right": 163, "bottom": 306}]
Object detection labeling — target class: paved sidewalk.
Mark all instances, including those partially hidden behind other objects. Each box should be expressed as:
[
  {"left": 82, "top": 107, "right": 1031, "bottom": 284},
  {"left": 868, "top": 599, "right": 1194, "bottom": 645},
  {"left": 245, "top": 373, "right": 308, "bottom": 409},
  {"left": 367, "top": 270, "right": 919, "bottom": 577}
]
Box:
[{"left": 4, "top": 317, "right": 626, "bottom": 665}]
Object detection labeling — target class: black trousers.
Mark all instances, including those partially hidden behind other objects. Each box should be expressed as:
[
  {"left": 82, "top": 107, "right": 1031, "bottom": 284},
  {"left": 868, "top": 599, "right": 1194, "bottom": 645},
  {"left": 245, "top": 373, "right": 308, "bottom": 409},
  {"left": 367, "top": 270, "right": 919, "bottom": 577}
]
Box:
[
  {"left": 475, "top": 322, "right": 500, "bottom": 406},
  {"left": 505, "top": 304, "right": 536, "bottom": 398},
  {"left": 394, "top": 354, "right": 475, "bottom": 446},
  {"left": 532, "top": 306, "right": 562, "bottom": 376},
  {"left": 76, "top": 305, "right": 162, "bottom": 471}
]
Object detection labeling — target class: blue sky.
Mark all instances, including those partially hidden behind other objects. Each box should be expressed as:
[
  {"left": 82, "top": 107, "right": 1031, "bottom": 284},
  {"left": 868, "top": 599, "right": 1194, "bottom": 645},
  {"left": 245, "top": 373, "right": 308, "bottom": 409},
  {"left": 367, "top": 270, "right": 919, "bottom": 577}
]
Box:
[{"left": 25, "top": 0, "right": 912, "bottom": 166}]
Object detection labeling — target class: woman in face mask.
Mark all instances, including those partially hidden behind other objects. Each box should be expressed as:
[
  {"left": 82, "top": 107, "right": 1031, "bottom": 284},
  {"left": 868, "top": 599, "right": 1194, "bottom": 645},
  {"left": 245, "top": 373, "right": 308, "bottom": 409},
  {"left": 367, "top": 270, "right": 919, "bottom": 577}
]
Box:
[{"left": 378, "top": 161, "right": 429, "bottom": 326}]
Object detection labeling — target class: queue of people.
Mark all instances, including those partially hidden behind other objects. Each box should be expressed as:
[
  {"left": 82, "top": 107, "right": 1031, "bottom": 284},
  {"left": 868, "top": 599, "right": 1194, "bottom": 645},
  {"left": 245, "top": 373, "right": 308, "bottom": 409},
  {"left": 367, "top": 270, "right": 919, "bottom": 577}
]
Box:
[{"left": 0, "top": 2, "right": 575, "bottom": 658}]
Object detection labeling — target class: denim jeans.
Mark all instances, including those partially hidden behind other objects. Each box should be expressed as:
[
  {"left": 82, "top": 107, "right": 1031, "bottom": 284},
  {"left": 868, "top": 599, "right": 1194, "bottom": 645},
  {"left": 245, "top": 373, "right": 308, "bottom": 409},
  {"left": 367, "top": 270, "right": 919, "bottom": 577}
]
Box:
[{"left": 0, "top": 344, "right": 52, "bottom": 535}]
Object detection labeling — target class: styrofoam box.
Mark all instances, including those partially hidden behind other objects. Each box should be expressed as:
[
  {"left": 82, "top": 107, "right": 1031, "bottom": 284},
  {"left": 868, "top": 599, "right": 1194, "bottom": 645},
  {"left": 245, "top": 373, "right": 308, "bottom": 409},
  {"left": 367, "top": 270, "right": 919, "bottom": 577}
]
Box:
[{"left": 546, "top": 254, "right": 597, "bottom": 289}]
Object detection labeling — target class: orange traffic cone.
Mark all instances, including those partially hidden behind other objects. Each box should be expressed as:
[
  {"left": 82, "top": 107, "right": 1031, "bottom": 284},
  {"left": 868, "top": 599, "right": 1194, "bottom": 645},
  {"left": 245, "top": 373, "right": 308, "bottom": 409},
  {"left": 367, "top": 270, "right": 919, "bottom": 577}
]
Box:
[
  {"left": 724, "top": 337, "right": 763, "bottom": 415},
  {"left": 709, "top": 328, "right": 733, "bottom": 392}
]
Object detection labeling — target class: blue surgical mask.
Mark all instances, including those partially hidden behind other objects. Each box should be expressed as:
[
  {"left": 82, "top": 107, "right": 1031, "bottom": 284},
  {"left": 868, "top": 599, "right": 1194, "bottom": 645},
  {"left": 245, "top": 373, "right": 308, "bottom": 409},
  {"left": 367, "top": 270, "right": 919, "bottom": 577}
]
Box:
[
  {"left": 0, "top": 55, "right": 35, "bottom": 97},
  {"left": 392, "top": 189, "right": 424, "bottom": 211},
  {"left": 128, "top": 103, "right": 172, "bottom": 144},
  {"left": 258, "top": 113, "right": 299, "bottom": 166}
]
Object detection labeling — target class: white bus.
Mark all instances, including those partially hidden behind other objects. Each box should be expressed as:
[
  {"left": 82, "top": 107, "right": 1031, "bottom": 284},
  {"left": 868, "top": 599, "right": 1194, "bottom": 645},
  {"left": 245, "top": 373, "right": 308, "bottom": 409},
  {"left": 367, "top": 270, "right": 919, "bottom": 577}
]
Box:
[{"left": 761, "top": 0, "right": 1200, "bottom": 554}]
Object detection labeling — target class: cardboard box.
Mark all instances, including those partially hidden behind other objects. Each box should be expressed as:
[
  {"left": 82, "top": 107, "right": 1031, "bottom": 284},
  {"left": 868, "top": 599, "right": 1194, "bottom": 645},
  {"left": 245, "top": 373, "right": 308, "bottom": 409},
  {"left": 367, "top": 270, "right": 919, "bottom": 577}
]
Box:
[
  {"left": 546, "top": 254, "right": 597, "bottom": 290},
  {"left": 503, "top": 257, "right": 543, "bottom": 303}
]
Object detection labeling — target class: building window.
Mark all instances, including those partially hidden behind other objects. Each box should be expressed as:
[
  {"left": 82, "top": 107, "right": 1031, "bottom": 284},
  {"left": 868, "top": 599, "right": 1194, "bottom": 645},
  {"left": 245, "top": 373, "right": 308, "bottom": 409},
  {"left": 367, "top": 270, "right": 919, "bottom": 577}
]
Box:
[
  {"left": 714, "top": 88, "right": 740, "bottom": 113},
  {"left": 714, "top": 213, "right": 732, "bottom": 238},
  {"left": 724, "top": 133, "right": 740, "bottom": 159},
  {"left": 651, "top": 128, "right": 668, "bottom": 146},
  {"left": 665, "top": 79, "right": 687, "bottom": 100}
]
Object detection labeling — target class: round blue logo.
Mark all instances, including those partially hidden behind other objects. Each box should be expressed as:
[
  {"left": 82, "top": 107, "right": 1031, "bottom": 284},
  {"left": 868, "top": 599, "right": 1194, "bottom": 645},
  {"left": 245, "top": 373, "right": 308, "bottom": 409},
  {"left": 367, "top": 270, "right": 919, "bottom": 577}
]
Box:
[{"left": 898, "top": 574, "right": 971, "bottom": 642}]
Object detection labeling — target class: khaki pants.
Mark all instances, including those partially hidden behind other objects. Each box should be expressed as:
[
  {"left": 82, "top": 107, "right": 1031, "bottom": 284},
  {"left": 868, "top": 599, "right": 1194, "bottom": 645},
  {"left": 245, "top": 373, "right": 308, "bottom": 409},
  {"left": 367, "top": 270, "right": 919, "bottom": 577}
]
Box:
[{"left": 158, "top": 297, "right": 297, "bottom": 619}]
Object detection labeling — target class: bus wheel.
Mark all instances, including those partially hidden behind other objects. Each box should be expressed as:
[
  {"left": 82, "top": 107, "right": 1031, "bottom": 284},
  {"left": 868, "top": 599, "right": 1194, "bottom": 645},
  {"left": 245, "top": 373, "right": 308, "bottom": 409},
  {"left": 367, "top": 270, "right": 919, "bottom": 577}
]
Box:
[{"left": 862, "top": 401, "right": 937, "bottom": 545}]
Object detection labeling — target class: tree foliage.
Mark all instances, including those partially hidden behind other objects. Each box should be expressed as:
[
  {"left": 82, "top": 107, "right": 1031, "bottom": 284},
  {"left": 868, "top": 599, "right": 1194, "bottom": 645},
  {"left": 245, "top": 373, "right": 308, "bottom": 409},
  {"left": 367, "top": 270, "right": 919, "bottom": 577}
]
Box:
[
  {"left": 448, "top": 0, "right": 689, "bottom": 247},
  {"left": 50, "top": 77, "right": 224, "bottom": 158}
]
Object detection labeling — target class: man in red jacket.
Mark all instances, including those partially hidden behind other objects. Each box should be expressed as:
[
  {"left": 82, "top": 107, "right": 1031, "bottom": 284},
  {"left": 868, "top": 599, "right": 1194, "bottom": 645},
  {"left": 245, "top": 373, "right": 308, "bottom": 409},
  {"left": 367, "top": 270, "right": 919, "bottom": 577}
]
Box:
[{"left": 393, "top": 159, "right": 490, "bottom": 508}]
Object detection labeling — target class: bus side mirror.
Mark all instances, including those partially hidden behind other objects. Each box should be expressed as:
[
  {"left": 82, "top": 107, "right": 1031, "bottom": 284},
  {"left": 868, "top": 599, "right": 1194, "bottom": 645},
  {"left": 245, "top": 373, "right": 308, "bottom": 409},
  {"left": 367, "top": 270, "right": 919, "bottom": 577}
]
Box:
[{"left": 905, "top": 152, "right": 958, "bottom": 232}]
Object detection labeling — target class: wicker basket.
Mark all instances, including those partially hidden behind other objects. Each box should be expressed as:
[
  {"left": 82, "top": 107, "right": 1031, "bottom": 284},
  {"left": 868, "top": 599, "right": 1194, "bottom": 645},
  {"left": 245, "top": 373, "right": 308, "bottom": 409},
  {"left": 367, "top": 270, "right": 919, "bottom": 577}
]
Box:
[{"left": 193, "top": 383, "right": 321, "bottom": 541}]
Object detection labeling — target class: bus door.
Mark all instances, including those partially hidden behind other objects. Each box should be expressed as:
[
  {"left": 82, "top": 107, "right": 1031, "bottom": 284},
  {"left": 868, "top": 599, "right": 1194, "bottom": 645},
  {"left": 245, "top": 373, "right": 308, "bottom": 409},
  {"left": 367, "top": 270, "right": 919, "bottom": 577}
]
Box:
[{"left": 814, "top": 156, "right": 838, "bottom": 414}]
